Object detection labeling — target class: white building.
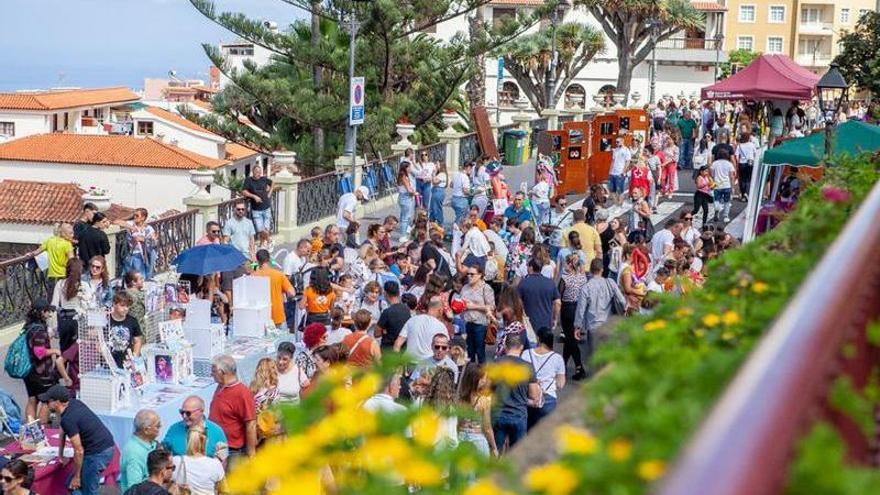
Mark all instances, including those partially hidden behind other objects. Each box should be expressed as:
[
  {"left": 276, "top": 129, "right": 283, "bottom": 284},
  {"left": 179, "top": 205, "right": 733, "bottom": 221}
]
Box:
[{"left": 217, "top": 39, "right": 275, "bottom": 88}]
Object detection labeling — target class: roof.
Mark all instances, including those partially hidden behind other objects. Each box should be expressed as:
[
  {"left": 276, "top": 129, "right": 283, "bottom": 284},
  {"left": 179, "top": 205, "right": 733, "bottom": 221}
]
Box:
[
  {"left": 0, "top": 180, "right": 134, "bottom": 225},
  {"left": 763, "top": 121, "right": 880, "bottom": 167},
  {"left": 0, "top": 87, "right": 140, "bottom": 111},
  {"left": 141, "top": 106, "right": 259, "bottom": 160},
  {"left": 189, "top": 100, "right": 213, "bottom": 111},
  {"left": 690, "top": 1, "right": 727, "bottom": 11},
  {"left": 702, "top": 54, "right": 820, "bottom": 101},
  {"left": 0, "top": 134, "right": 228, "bottom": 170},
  {"left": 225, "top": 142, "right": 259, "bottom": 161},
  {"left": 191, "top": 85, "right": 218, "bottom": 94}
]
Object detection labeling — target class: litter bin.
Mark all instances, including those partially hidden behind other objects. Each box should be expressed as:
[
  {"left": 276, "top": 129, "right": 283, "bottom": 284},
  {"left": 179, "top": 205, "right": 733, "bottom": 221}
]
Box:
[{"left": 502, "top": 129, "right": 528, "bottom": 166}]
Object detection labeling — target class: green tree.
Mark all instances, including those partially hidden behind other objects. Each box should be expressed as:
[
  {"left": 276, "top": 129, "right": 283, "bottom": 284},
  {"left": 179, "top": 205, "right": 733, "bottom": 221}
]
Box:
[
  {"left": 575, "top": 0, "right": 703, "bottom": 100},
  {"left": 719, "top": 49, "right": 762, "bottom": 79},
  {"left": 834, "top": 11, "right": 880, "bottom": 97}
]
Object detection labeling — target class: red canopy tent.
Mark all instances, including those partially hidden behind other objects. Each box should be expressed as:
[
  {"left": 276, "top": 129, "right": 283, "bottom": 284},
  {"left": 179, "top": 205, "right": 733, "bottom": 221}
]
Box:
[{"left": 701, "top": 54, "right": 820, "bottom": 101}]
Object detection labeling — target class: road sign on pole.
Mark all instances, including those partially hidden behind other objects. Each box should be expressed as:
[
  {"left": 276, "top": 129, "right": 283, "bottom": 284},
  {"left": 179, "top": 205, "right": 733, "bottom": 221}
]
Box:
[
  {"left": 497, "top": 58, "right": 504, "bottom": 88},
  {"left": 349, "top": 76, "right": 365, "bottom": 126}
]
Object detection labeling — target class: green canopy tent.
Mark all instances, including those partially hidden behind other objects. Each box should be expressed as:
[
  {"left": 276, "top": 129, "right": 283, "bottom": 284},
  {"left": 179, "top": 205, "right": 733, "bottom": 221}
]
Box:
[{"left": 763, "top": 120, "right": 880, "bottom": 167}]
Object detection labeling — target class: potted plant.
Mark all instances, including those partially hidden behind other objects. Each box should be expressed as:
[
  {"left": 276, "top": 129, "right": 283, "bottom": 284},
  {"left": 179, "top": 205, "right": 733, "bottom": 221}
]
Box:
[
  {"left": 189, "top": 166, "right": 215, "bottom": 199},
  {"left": 81, "top": 186, "right": 111, "bottom": 211},
  {"left": 395, "top": 116, "right": 416, "bottom": 148}
]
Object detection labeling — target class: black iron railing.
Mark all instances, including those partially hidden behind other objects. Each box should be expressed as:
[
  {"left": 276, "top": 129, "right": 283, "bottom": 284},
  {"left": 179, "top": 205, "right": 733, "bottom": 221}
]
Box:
[
  {"left": 115, "top": 210, "right": 197, "bottom": 277},
  {"left": 0, "top": 255, "right": 47, "bottom": 328},
  {"left": 216, "top": 190, "right": 279, "bottom": 234},
  {"left": 418, "top": 142, "right": 447, "bottom": 166},
  {"left": 297, "top": 171, "right": 343, "bottom": 226},
  {"left": 559, "top": 114, "right": 575, "bottom": 124},
  {"left": 656, "top": 37, "right": 721, "bottom": 50},
  {"left": 459, "top": 132, "right": 481, "bottom": 166}
]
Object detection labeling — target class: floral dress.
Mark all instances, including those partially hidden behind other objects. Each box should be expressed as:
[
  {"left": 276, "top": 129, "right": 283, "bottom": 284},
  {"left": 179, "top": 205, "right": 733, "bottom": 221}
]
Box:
[
  {"left": 505, "top": 243, "right": 532, "bottom": 282},
  {"left": 494, "top": 320, "right": 528, "bottom": 359}
]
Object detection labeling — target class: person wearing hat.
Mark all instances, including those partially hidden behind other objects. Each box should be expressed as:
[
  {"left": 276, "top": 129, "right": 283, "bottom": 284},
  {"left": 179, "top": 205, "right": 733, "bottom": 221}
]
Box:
[
  {"left": 335, "top": 185, "right": 371, "bottom": 242},
  {"left": 22, "top": 299, "right": 60, "bottom": 425},
  {"left": 40, "top": 384, "right": 115, "bottom": 494}
]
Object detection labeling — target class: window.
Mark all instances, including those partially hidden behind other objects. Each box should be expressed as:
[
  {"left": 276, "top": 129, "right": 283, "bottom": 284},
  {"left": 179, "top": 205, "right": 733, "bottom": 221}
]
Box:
[
  {"left": 802, "top": 8, "right": 820, "bottom": 24},
  {"left": 493, "top": 8, "right": 516, "bottom": 29},
  {"left": 137, "top": 121, "right": 154, "bottom": 136},
  {"left": 859, "top": 9, "right": 869, "bottom": 20},
  {"left": 737, "top": 36, "right": 754, "bottom": 51},
  {"left": 499, "top": 81, "right": 520, "bottom": 106},
  {"left": 767, "top": 36, "right": 784, "bottom": 53},
  {"left": 769, "top": 5, "right": 785, "bottom": 23},
  {"left": 739, "top": 5, "right": 756, "bottom": 22},
  {"left": 227, "top": 46, "right": 254, "bottom": 56},
  {"left": 840, "top": 8, "right": 850, "bottom": 23},
  {"left": 0, "top": 122, "right": 14, "bottom": 137}
]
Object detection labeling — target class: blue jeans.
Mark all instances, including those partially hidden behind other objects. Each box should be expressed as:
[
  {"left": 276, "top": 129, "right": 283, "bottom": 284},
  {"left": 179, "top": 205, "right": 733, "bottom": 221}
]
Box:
[
  {"left": 459, "top": 430, "right": 490, "bottom": 456},
  {"left": 528, "top": 395, "right": 557, "bottom": 429},
  {"left": 451, "top": 196, "right": 469, "bottom": 225},
  {"left": 608, "top": 174, "right": 625, "bottom": 194},
  {"left": 416, "top": 180, "right": 431, "bottom": 209},
  {"left": 70, "top": 446, "right": 114, "bottom": 495},
  {"left": 681, "top": 138, "right": 694, "bottom": 169},
  {"left": 493, "top": 413, "right": 527, "bottom": 450},
  {"left": 398, "top": 192, "right": 415, "bottom": 235},
  {"left": 124, "top": 252, "right": 152, "bottom": 280},
  {"left": 532, "top": 201, "right": 550, "bottom": 226},
  {"left": 251, "top": 208, "right": 272, "bottom": 233},
  {"left": 429, "top": 186, "right": 446, "bottom": 224},
  {"left": 465, "top": 321, "right": 487, "bottom": 363}
]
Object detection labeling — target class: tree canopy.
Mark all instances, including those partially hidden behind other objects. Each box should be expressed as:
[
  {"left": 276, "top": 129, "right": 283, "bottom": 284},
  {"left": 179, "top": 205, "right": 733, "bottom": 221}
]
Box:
[{"left": 834, "top": 11, "right": 880, "bottom": 98}]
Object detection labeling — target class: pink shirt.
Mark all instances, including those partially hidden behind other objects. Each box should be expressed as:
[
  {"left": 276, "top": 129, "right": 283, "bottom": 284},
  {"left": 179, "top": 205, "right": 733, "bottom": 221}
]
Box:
[{"left": 196, "top": 235, "right": 220, "bottom": 246}]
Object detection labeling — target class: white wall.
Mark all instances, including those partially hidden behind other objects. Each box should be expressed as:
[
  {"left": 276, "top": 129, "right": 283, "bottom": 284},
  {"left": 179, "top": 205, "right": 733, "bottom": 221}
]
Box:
[
  {"left": 0, "top": 223, "right": 54, "bottom": 245},
  {"left": 131, "top": 113, "right": 225, "bottom": 159},
  {"left": 0, "top": 112, "right": 49, "bottom": 140},
  {"left": 218, "top": 43, "right": 274, "bottom": 88}
]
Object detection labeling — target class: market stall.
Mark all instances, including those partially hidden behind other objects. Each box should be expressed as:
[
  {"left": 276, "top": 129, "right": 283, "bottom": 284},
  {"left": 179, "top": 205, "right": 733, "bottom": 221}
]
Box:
[{"left": 701, "top": 54, "right": 819, "bottom": 101}]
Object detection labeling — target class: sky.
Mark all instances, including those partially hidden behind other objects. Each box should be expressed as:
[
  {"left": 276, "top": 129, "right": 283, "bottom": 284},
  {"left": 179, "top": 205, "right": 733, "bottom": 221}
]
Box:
[{"left": 0, "top": 0, "right": 305, "bottom": 91}]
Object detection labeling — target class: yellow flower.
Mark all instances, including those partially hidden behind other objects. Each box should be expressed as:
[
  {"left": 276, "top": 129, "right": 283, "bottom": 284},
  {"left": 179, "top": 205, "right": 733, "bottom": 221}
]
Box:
[
  {"left": 267, "top": 470, "right": 323, "bottom": 495},
  {"left": 309, "top": 408, "right": 377, "bottom": 445},
  {"left": 728, "top": 288, "right": 740, "bottom": 296},
  {"left": 330, "top": 372, "right": 381, "bottom": 409},
  {"left": 721, "top": 311, "right": 740, "bottom": 326},
  {"left": 702, "top": 314, "right": 721, "bottom": 327},
  {"left": 752, "top": 281, "right": 769, "bottom": 294},
  {"left": 226, "top": 436, "right": 316, "bottom": 493},
  {"left": 555, "top": 425, "right": 598, "bottom": 455},
  {"left": 398, "top": 459, "right": 442, "bottom": 487},
  {"left": 643, "top": 320, "right": 667, "bottom": 332},
  {"left": 359, "top": 436, "right": 412, "bottom": 472},
  {"left": 608, "top": 439, "right": 633, "bottom": 462},
  {"left": 694, "top": 329, "right": 706, "bottom": 338},
  {"left": 485, "top": 360, "right": 531, "bottom": 386},
  {"left": 638, "top": 460, "right": 667, "bottom": 481},
  {"left": 464, "top": 479, "right": 516, "bottom": 495},
  {"left": 721, "top": 331, "right": 736, "bottom": 341},
  {"left": 524, "top": 463, "right": 580, "bottom": 495},
  {"left": 410, "top": 409, "right": 441, "bottom": 448},
  {"left": 674, "top": 307, "right": 694, "bottom": 318}
]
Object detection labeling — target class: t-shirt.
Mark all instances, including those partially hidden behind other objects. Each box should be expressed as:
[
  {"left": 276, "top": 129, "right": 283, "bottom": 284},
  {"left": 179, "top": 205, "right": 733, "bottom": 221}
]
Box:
[
  {"left": 610, "top": 146, "right": 632, "bottom": 176},
  {"left": 42, "top": 236, "right": 73, "bottom": 278},
  {"left": 398, "top": 314, "right": 448, "bottom": 360},
  {"left": 493, "top": 355, "right": 536, "bottom": 420},
  {"left": 420, "top": 243, "right": 452, "bottom": 280},
  {"left": 107, "top": 314, "right": 142, "bottom": 368},
  {"left": 520, "top": 350, "right": 565, "bottom": 398},
  {"left": 172, "top": 455, "right": 225, "bottom": 495},
  {"left": 303, "top": 287, "right": 336, "bottom": 314},
  {"left": 325, "top": 327, "right": 351, "bottom": 345},
  {"left": 277, "top": 364, "right": 309, "bottom": 401},
  {"left": 483, "top": 229, "right": 509, "bottom": 261},
  {"left": 222, "top": 217, "right": 255, "bottom": 257},
  {"left": 561, "top": 222, "right": 601, "bottom": 264},
  {"left": 242, "top": 176, "right": 272, "bottom": 211},
  {"left": 60, "top": 399, "right": 115, "bottom": 455},
  {"left": 162, "top": 420, "right": 227, "bottom": 457},
  {"left": 252, "top": 266, "right": 294, "bottom": 325},
  {"left": 450, "top": 172, "right": 470, "bottom": 197},
  {"left": 650, "top": 229, "right": 675, "bottom": 262},
  {"left": 530, "top": 181, "right": 550, "bottom": 204},
  {"left": 77, "top": 226, "right": 111, "bottom": 265},
  {"left": 209, "top": 382, "right": 257, "bottom": 450},
  {"left": 336, "top": 192, "right": 358, "bottom": 229},
  {"left": 736, "top": 141, "right": 757, "bottom": 165},
  {"left": 677, "top": 118, "right": 697, "bottom": 141},
  {"left": 377, "top": 303, "right": 411, "bottom": 348},
  {"left": 503, "top": 206, "right": 532, "bottom": 226},
  {"left": 342, "top": 331, "right": 376, "bottom": 368},
  {"left": 120, "top": 436, "right": 157, "bottom": 491},
  {"left": 124, "top": 480, "right": 170, "bottom": 495},
  {"left": 711, "top": 159, "right": 736, "bottom": 189},
  {"left": 711, "top": 142, "right": 734, "bottom": 162},
  {"left": 516, "top": 274, "right": 560, "bottom": 332}
]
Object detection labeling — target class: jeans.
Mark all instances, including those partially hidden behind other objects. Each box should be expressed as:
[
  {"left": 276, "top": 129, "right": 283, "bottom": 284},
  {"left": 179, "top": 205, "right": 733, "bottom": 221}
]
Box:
[
  {"left": 528, "top": 395, "right": 557, "bottom": 429},
  {"left": 713, "top": 188, "right": 732, "bottom": 220},
  {"left": 124, "top": 252, "right": 152, "bottom": 280},
  {"left": 398, "top": 192, "right": 415, "bottom": 235},
  {"left": 251, "top": 208, "right": 273, "bottom": 233},
  {"left": 429, "top": 186, "right": 446, "bottom": 225},
  {"left": 493, "top": 413, "right": 527, "bottom": 451},
  {"left": 451, "top": 196, "right": 469, "bottom": 225},
  {"left": 681, "top": 138, "right": 694, "bottom": 169},
  {"left": 70, "top": 446, "right": 114, "bottom": 495},
  {"left": 532, "top": 201, "right": 550, "bottom": 226},
  {"left": 416, "top": 179, "right": 431, "bottom": 208},
  {"left": 693, "top": 191, "right": 713, "bottom": 225},
  {"left": 608, "top": 174, "right": 625, "bottom": 194},
  {"left": 560, "top": 301, "right": 583, "bottom": 371},
  {"left": 459, "top": 430, "right": 490, "bottom": 456},
  {"left": 465, "top": 321, "right": 487, "bottom": 363},
  {"left": 738, "top": 162, "right": 753, "bottom": 197}
]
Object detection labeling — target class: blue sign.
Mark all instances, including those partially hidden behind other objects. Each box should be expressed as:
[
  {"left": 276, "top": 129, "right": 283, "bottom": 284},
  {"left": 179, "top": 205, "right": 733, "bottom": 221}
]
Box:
[
  {"left": 497, "top": 58, "right": 504, "bottom": 87},
  {"left": 349, "top": 76, "right": 365, "bottom": 125}
]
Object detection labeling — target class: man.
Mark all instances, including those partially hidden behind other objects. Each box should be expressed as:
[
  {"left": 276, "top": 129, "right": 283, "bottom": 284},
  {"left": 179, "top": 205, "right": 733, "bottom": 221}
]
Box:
[
  {"left": 492, "top": 334, "right": 540, "bottom": 451},
  {"left": 711, "top": 129, "right": 734, "bottom": 162},
  {"left": 123, "top": 208, "right": 158, "bottom": 280},
  {"left": 450, "top": 161, "right": 473, "bottom": 225},
  {"left": 77, "top": 214, "right": 111, "bottom": 267},
  {"left": 517, "top": 258, "right": 561, "bottom": 332},
  {"left": 108, "top": 291, "right": 143, "bottom": 368},
  {"left": 41, "top": 384, "right": 115, "bottom": 495},
  {"left": 73, "top": 202, "right": 98, "bottom": 243},
  {"left": 342, "top": 309, "right": 382, "bottom": 369},
  {"left": 241, "top": 165, "right": 274, "bottom": 250},
  {"left": 394, "top": 299, "right": 448, "bottom": 360},
  {"left": 484, "top": 217, "right": 509, "bottom": 262},
  {"left": 253, "top": 249, "right": 296, "bottom": 329},
  {"left": 323, "top": 224, "right": 345, "bottom": 256},
  {"left": 420, "top": 231, "right": 453, "bottom": 281},
  {"left": 701, "top": 102, "right": 715, "bottom": 138},
  {"left": 120, "top": 409, "right": 161, "bottom": 491},
  {"left": 282, "top": 238, "right": 315, "bottom": 310},
  {"left": 544, "top": 196, "right": 572, "bottom": 258},
  {"left": 608, "top": 137, "right": 632, "bottom": 206},
  {"left": 375, "top": 281, "right": 411, "bottom": 349},
  {"left": 335, "top": 185, "right": 371, "bottom": 234},
  {"left": 713, "top": 114, "right": 731, "bottom": 144},
  {"left": 711, "top": 148, "right": 737, "bottom": 223},
  {"left": 195, "top": 221, "right": 222, "bottom": 246},
  {"left": 123, "top": 271, "right": 147, "bottom": 340},
  {"left": 561, "top": 209, "right": 602, "bottom": 266},
  {"left": 650, "top": 218, "right": 683, "bottom": 264},
  {"left": 503, "top": 192, "right": 532, "bottom": 226},
  {"left": 209, "top": 355, "right": 257, "bottom": 459},
  {"left": 163, "top": 395, "right": 228, "bottom": 459},
  {"left": 123, "top": 449, "right": 174, "bottom": 495},
  {"left": 222, "top": 200, "right": 256, "bottom": 259},
  {"left": 362, "top": 373, "right": 406, "bottom": 414},
  {"left": 383, "top": 215, "right": 400, "bottom": 237},
  {"left": 30, "top": 222, "right": 74, "bottom": 297},
  {"left": 414, "top": 334, "right": 459, "bottom": 383},
  {"left": 677, "top": 109, "right": 698, "bottom": 169},
  {"left": 573, "top": 259, "right": 627, "bottom": 376}
]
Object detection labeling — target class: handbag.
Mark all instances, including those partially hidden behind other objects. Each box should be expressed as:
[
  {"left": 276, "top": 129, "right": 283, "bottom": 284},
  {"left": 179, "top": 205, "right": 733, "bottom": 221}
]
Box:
[
  {"left": 606, "top": 279, "right": 626, "bottom": 316},
  {"left": 484, "top": 322, "right": 498, "bottom": 345}
]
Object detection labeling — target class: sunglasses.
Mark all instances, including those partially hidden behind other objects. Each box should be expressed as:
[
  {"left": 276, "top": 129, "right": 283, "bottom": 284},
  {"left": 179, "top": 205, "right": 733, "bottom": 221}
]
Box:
[
  {"left": 210, "top": 230, "right": 220, "bottom": 234},
  {"left": 433, "top": 345, "right": 449, "bottom": 350},
  {"left": 91, "top": 264, "right": 103, "bottom": 270},
  {"left": 179, "top": 409, "right": 200, "bottom": 417},
  {"left": 0, "top": 476, "right": 16, "bottom": 483},
  {"left": 684, "top": 217, "right": 693, "bottom": 221},
  {"left": 235, "top": 208, "right": 246, "bottom": 212}
]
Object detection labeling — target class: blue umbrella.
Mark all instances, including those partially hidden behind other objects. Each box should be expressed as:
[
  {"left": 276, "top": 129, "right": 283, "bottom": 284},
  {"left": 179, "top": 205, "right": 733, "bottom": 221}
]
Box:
[{"left": 172, "top": 244, "right": 248, "bottom": 275}]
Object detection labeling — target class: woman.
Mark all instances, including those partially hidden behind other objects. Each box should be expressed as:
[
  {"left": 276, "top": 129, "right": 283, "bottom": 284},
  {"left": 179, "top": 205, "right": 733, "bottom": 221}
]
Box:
[
  {"left": 397, "top": 162, "right": 417, "bottom": 237},
  {"left": 194, "top": 274, "right": 229, "bottom": 325},
  {"left": 618, "top": 244, "right": 647, "bottom": 313},
  {"left": 295, "top": 322, "right": 327, "bottom": 379},
  {"left": 417, "top": 151, "right": 436, "bottom": 209},
  {"left": 300, "top": 268, "right": 336, "bottom": 325},
  {"left": 172, "top": 426, "right": 225, "bottom": 495},
  {"left": 735, "top": 132, "right": 757, "bottom": 202},
  {"left": 407, "top": 264, "right": 432, "bottom": 300},
  {"left": 628, "top": 157, "right": 651, "bottom": 199},
  {"left": 363, "top": 224, "right": 382, "bottom": 251},
  {"left": 458, "top": 363, "right": 498, "bottom": 457},
  {"left": 521, "top": 328, "right": 565, "bottom": 428},
  {"left": 356, "top": 281, "right": 385, "bottom": 326},
  {"left": 692, "top": 166, "right": 714, "bottom": 226},
  {"left": 693, "top": 134, "right": 713, "bottom": 172},
  {"left": 430, "top": 161, "right": 448, "bottom": 225},
  {"left": 660, "top": 132, "right": 679, "bottom": 199},
  {"left": 0, "top": 459, "right": 32, "bottom": 495},
  {"left": 345, "top": 221, "right": 361, "bottom": 249},
  {"left": 626, "top": 188, "right": 654, "bottom": 241},
  {"left": 425, "top": 367, "right": 459, "bottom": 448},
  {"left": 51, "top": 258, "right": 83, "bottom": 352},
  {"left": 505, "top": 226, "right": 536, "bottom": 284},
  {"left": 460, "top": 264, "right": 495, "bottom": 364},
  {"left": 311, "top": 344, "right": 347, "bottom": 381},
  {"left": 276, "top": 341, "right": 310, "bottom": 403},
  {"left": 459, "top": 219, "right": 490, "bottom": 270},
  {"left": 555, "top": 231, "right": 588, "bottom": 277},
  {"left": 80, "top": 255, "right": 112, "bottom": 309},
  {"left": 23, "top": 301, "right": 59, "bottom": 425},
  {"left": 768, "top": 108, "right": 785, "bottom": 147},
  {"left": 494, "top": 286, "right": 530, "bottom": 358},
  {"left": 652, "top": 100, "right": 667, "bottom": 135},
  {"left": 250, "top": 357, "right": 279, "bottom": 412},
  {"left": 558, "top": 253, "right": 587, "bottom": 380},
  {"left": 326, "top": 307, "right": 351, "bottom": 345}
]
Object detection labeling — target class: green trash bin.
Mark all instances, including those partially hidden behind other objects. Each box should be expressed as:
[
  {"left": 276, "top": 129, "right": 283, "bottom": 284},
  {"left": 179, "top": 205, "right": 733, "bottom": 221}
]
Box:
[{"left": 502, "top": 129, "right": 528, "bottom": 166}]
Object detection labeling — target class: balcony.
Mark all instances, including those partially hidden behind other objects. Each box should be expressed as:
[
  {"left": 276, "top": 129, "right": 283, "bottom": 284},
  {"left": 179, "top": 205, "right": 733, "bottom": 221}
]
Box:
[
  {"left": 796, "top": 53, "right": 833, "bottom": 67},
  {"left": 653, "top": 37, "right": 727, "bottom": 65},
  {"left": 799, "top": 21, "right": 833, "bottom": 35}
]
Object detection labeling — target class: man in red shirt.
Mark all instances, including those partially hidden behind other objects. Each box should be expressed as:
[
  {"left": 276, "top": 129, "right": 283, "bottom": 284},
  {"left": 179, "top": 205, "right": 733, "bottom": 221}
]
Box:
[{"left": 209, "top": 355, "right": 256, "bottom": 460}]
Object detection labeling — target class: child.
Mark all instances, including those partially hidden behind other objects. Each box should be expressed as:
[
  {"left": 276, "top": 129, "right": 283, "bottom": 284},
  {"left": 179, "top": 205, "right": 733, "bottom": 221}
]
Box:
[
  {"left": 325, "top": 307, "right": 352, "bottom": 345},
  {"left": 335, "top": 274, "right": 356, "bottom": 316},
  {"left": 310, "top": 226, "right": 324, "bottom": 256}
]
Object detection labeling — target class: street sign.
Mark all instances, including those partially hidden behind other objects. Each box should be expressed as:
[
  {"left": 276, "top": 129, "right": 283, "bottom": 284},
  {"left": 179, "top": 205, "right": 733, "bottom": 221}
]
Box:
[
  {"left": 497, "top": 58, "right": 504, "bottom": 88},
  {"left": 349, "top": 76, "right": 365, "bottom": 126}
]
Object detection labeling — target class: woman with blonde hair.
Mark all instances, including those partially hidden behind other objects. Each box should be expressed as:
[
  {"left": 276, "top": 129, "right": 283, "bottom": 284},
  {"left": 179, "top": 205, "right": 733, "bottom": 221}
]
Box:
[
  {"left": 250, "top": 357, "right": 279, "bottom": 411},
  {"left": 172, "top": 425, "right": 225, "bottom": 495}
]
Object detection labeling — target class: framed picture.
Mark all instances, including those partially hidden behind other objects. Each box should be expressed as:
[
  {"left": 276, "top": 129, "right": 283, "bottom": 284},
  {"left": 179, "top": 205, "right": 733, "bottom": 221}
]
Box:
[
  {"left": 20, "top": 420, "right": 46, "bottom": 449},
  {"left": 599, "top": 138, "right": 612, "bottom": 152},
  {"left": 154, "top": 355, "right": 175, "bottom": 383},
  {"left": 620, "top": 117, "right": 631, "bottom": 130},
  {"left": 158, "top": 320, "right": 185, "bottom": 344},
  {"left": 164, "top": 284, "right": 177, "bottom": 304}
]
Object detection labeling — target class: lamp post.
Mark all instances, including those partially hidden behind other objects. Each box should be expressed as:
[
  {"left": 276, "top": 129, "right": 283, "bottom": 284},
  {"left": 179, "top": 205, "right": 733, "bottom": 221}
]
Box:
[
  {"left": 713, "top": 32, "right": 724, "bottom": 81},
  {"left": 545, "top": 0, "right": 570, "bottom": 110},
  {"left": 649, "top": 19, "right": 659, "bottom": 105},
  {"left": 342, "top": 0, "right": 370, "bottom": 181},
  {"left": 816, "top": 63, "right": 848, "bottom": 160}
]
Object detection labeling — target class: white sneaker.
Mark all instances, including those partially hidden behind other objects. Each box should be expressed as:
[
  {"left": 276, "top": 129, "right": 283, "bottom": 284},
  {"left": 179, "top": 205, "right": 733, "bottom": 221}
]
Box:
[{"left": 723, "top": 217, "right": 730, "bottom": 223}]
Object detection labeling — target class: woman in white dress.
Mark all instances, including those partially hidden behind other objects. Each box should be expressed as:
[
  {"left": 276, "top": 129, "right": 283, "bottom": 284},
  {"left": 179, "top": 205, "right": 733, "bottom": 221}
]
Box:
[{"left": 173, "top": 426, "right": 225, "bottom": 495}]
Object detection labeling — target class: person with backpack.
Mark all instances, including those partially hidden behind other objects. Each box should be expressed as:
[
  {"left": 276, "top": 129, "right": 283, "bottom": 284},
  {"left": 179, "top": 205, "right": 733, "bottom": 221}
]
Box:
[{"left": 21, "top": 299, "right": 60, "bottom": 424}]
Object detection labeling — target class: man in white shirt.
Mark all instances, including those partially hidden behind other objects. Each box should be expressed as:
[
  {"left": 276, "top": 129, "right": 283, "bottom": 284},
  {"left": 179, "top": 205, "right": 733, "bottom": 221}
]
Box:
[
  {"left": 710, "top": 148, "right": 737, "bottom": 222},
  {"left": 335, "top": 185, "right": 371, "bottom": 232},
  {"left": 362, "top": 373, "right": 407, "bottom": 414},
  {"left": 484, "top": 218, "right": 509, "bottom": 261},
  {"left": 608, "top": 138, "right": 632, "bottom": 206},
  {"left": 650, "top": 218, "right": 683, "bottom": 264},
  {"left": 413, "top": 334, "right": 460, "bottom": 383},
  {"left": 393, "top": 299, "right": 448, "bottom": 360}
]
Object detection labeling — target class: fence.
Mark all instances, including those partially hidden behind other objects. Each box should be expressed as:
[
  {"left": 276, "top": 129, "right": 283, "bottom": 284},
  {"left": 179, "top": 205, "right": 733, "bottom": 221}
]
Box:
[
  {"left": 418, "top": 142, "right": 447, "bottom": 166},
  {"left": 296, "top": 171, "right": 344, "bottom": 226},
  {"left": 655, "top": 37, "right": 721, "bottom": 50},
  {"left": 216, "top": 191, "right": 280, "bottom": 234},
  {"left": 114, "top": 210, "right": 198, "bottom": 278},
  {"left": 558, "top": 114, "right": 575, "bottom": 124},
  {"left": 459, "top": 132, "right": 481, "bottom": 165},
  {"left": 0, "top": 255, "right": 47, "bottom": 328}
]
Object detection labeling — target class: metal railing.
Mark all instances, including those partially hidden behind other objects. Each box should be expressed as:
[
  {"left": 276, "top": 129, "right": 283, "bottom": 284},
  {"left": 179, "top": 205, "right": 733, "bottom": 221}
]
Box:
[
  {"left": 459, "top": 132, "right": 481, "bottom": 165},
  {"left": 216, "top": 190, "right": 279, "bottom": 234},
  {"left": 115, "top": 210, "right": 198, "bottom": 277},
  {"left": 658, "top": 181, "right": 880, "bottom": 495},
  {"left": 418, "top": 142, "right": 447, "bottom": 166},
  {"left": 655, "top": 37, "right": 721, "bottom": 50},
  {"left": 559, "top": 114, "right": 575, "bottom": 124},
  {"left": 0, "top": 255, "right": 47, "bottom": 328},
  {"left": 297, "top": 171, "right": 343, "bottom": 226}
]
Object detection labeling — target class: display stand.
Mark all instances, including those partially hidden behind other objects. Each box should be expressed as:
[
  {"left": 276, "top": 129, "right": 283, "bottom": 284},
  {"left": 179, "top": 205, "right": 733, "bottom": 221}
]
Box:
[
  {"left": 232, "top": 276, "right": 272, "bottom": 338},
  {"left": 183, "top": 299, "right": 226, "bottom": 359}
]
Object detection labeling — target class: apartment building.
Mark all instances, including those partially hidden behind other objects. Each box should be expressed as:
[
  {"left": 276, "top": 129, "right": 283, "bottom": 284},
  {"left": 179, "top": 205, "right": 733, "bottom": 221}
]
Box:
[{"left": 724, "top": 0, "right": 876, "bottom": 72}]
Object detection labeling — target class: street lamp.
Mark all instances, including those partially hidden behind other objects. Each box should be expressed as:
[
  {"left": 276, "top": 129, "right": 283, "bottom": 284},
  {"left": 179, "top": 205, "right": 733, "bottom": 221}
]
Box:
[
  {"left": 343, "top": 0, "right": 371, "bottom": 181},
  {"left": 648, "top": 19, "right": 659, "bottom": 105},
  {"left": 713, "top": 32, "right": 724, "bottom": 81},
  {"left": 546, "top": 0, "right": 570, "bottom": 110},
  {"left": 816, "top": 62, "right": 848, "bottom": 159}
]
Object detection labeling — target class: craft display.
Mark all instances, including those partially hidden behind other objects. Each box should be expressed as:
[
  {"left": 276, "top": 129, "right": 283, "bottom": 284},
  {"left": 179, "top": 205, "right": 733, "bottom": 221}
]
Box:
[
  {"left": 18, "top": 420, "right": 47, "bottom": 451},
  {"left": 232, "top": 276, "right": 272, "bottom": 338},
  {"left": 142, "top": 317, "right": 195, "bottom": 386},
  {"left": 183, "top": 300, "right": 226, "bottom": 359},
  {"left": 80, "top": 370, "right": 132, "bottom": 412}
]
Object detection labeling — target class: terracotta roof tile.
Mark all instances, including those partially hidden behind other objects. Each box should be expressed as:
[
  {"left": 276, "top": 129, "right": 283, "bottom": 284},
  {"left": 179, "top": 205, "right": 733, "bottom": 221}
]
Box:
[
  {"left": 225, "top": 142, "right": 259, "bottom": 161},
  {"left": 691, "top": 1, "right": 727, "bottom": 11},
  {"left": 0, "top": 180, "right": 134, "bottom": 225},
  {"left": 0, "top": 134, "right": 228, "bottom": 170},
  {"left": 190, "top": 100, "right": 213, "bottom": 111},
  {"left": 144, "top": 106, "right": 213, "bottom": 135},
  {"left": 0, "top": 87, "right": 140, "bottom": 111},
  {"left": 191, "top": 85, "right": 218, "bottom": 94}
]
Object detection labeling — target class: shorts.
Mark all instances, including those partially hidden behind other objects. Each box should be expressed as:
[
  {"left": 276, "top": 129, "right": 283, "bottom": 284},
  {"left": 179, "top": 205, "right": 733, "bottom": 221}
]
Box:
[
  {"left": 24, "top": 374, "right": 53, "bottom": 398},
  {"left": 608, "top": 174, "right": 625, "bottom": 194},
  {"left": 251, "top": 208, "right": 273, "bottom": 233},
  {"left": 713, "top": 188, "right": 731, "bottom": 203}
]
